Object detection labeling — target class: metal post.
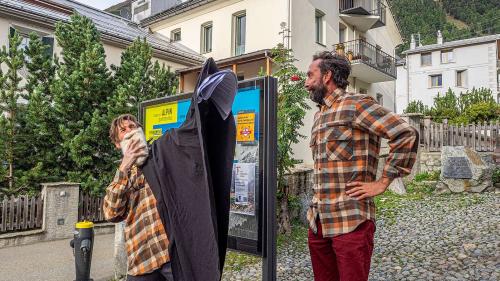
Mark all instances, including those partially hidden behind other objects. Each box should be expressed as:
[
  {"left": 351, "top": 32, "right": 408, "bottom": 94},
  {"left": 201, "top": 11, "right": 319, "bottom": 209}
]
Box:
[{"left": 262, "top": 76, "right": 277, "bottom": 281}]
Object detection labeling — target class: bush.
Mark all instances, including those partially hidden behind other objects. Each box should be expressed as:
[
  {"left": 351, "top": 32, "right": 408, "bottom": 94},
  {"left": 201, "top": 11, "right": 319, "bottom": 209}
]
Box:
[
  {"left": 404, "top": 100, "right": 430, "bottom": 115},
  {"left": 493, "top": 168, "right": 500, "bottom": 184}
]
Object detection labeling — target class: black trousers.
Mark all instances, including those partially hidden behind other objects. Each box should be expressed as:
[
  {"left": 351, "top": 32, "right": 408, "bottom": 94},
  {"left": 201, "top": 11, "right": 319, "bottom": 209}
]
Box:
[{"left": 127, "top": 262, "right": 173, "bottom": 281}]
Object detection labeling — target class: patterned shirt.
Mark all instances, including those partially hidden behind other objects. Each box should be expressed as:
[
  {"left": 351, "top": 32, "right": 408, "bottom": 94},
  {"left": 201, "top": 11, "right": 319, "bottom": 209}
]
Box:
[
  {"left": 103, "top": 165, "right": 170, "bottom": 276},
  {"left": 307, "top": 88, "right": 418, "bottom": 237}
]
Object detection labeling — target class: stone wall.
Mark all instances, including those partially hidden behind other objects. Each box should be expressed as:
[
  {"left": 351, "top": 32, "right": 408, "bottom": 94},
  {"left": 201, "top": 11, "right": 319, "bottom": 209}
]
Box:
[
  {"left": 419, "top": 152, "right": 442, "bottom": 173},
  {"left": 0, "top": 183, "right": 114, "bottom": 248}
]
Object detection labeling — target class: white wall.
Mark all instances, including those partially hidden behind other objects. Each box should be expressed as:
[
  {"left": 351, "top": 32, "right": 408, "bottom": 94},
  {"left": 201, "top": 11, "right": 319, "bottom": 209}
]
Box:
[
  {"left": 397, "top": 41, "right": 498, "bottom": 113},
  {"left": 151, "top": 0, "right": 287, "bottom": 60}
]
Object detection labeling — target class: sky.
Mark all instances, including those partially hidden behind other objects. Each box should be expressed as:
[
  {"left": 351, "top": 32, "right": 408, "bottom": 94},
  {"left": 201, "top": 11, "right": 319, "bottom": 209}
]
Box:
[{"left": 73, "top": 0, "right": 125, "bottom": 10}]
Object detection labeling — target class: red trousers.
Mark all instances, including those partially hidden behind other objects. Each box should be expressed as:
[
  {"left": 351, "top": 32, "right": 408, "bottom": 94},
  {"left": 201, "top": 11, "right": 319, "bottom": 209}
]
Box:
[{"left": 308, "top": 220, "right": 375, "bottom": 281}]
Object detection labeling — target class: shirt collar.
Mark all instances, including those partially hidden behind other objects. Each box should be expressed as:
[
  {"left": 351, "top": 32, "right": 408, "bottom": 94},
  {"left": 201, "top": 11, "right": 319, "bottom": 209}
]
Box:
[{"left": 323, "top": 88, "right": 345, "bottom": 108}]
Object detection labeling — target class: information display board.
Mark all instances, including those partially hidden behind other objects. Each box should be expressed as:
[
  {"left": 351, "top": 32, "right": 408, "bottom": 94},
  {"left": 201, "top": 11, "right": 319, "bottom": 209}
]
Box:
[{"left": 139, "top": 77, "right": 277, "bottom": 259}]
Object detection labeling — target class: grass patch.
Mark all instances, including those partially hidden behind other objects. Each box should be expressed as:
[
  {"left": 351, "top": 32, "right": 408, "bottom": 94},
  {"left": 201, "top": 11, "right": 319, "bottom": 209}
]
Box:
[{"left": 224, "top": 250, "right": 260, "bottom": 272}]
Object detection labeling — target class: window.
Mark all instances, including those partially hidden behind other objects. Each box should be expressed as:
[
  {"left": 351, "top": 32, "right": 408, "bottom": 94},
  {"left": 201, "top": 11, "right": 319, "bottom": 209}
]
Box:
[
  {"left": 376, "top": 93, "right": 383, "bottom": 106},
  {"left": 233, "top": 12, "right": 246, "bottom": 56},
  {"left": 134, "top": 1, "right": 149, "bottom": 15},
  {"left": 421, "top": 52, "right": 432, "bottom": 66},
  {"left": 9, "top": 27, "right": 54, "bottom": 59},
  {"left": 441, "top": 49, "right": 454, "bottom": 63},
  {"left": 315, "top": 10, "right": 325, "bottom": 45},
  {"left": 456, "top": 70, "right": 467, "bottom": 87},
  {"left": 339, "top": 24, "right": 346, "bottom": 43},
  {"left": 200, "top": 22, "right": 213, "bottom": 54},
  {"left": 429, "top": 74, "right": 442, "bottom": 88},
  {"left": 171, "top": 28, "right": 181, "bottom": 42}
]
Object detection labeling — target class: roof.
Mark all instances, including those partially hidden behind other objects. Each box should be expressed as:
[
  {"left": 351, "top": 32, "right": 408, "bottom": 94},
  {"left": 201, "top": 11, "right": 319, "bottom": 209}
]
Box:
[
  {"left": 140, "top": 0, "right": 218, "bottom": 27},
  {"left": 0, "top": 0, "right": 204, "bottom": 65},
  {"left": 402, "top": 34, "right": 500, "bottom": 55}
]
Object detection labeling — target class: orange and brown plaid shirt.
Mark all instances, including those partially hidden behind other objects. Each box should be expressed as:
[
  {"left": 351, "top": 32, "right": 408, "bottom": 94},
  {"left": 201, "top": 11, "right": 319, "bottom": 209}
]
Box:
[
  {"left": 103, "top": 165, "right": 169, "bottom": 276},
  {"left": 308, "top": 88, "right": 418, "bottom": 237}
]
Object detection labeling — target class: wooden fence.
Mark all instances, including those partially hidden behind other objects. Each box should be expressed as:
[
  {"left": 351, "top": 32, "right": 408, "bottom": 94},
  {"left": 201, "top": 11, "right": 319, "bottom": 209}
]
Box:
[
  {"left": 78, "top": 192, "right": 106, "bottom": 223},
  {"left": 0, "top": 195, "right": 43, "bottom": 234},
  {"left": 422, "top": 120, "right": 499, "bottom": 152}
]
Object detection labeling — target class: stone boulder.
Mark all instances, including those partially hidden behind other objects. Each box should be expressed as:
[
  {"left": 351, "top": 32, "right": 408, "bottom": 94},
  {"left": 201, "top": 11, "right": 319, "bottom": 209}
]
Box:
[{"left": 439, "top": 146, "right": 493, "bottom": 193}]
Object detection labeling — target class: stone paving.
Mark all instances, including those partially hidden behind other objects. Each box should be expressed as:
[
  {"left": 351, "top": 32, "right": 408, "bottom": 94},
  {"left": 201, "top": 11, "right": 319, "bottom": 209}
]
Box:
[{"left": 222, "top": 192, "right": 499, "bottom": 281}]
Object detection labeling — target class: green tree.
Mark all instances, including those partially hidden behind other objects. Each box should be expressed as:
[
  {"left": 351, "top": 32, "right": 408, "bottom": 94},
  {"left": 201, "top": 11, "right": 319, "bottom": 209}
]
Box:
[
  {"left": 0, "top": 31, "right": 24, "bottom": 195},
  {"left": 404, "top": 100, "right": 430, "bottom": 115},
  {"left": 16, "top": 33, "right": 60, "bottom": 191},
  {"left": 52, "top": 13, "right": 112, "bottom": 191},
  {"left": 70, "top": 37, "right": 177, "bottom": 194},
  {"left": 428, "top": 88, "right": 459, "bottom": 122},
  {"left": 272, "top": 43, "right": 310, "bottom": 234}
]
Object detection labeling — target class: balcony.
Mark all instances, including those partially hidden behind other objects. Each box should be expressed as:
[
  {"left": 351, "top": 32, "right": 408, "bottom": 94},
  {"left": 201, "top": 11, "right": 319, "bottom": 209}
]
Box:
[
  {"left": 339, "top": 0, "right": 386, "bottom": 32},
  {"left": 334, "top": 39, "right": 396, "bottom": 83}
]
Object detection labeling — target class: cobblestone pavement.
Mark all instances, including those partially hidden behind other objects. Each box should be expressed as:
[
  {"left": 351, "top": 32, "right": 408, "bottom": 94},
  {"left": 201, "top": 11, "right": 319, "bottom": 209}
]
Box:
[{"left": 222, "top": 192, "right": 499, "bottom": 281}]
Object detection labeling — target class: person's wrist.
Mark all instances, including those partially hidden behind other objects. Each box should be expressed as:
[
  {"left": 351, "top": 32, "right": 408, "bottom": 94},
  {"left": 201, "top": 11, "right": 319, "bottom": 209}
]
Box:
[
  {"left": 379, "top": 177, "right": 392, "bottom": 190},
  {"left": 119, "top": 162, "right": 130, "bottom": 173}
]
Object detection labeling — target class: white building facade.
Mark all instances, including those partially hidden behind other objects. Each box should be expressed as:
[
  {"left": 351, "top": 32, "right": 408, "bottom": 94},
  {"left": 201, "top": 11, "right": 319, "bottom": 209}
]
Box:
[
  {"left": 396, "top": 33, "right": 500, "bottom": 114},
  {"left": 141, "top": 0, "right": 403, "bottom": 165}
]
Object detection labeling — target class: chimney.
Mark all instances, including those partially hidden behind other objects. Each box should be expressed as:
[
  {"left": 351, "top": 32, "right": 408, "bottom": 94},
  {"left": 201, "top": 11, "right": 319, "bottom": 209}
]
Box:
[
  {"left": 410, "top": 34, "right": 416, "bottom": 50},
  {"left": 437, "top": 30, "right": 443, "bottom": 44}
]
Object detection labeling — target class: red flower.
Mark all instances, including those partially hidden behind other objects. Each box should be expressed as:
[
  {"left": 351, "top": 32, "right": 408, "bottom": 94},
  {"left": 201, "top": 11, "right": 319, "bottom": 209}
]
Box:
[{"left": 290, "top": 74, "right": 300, "bottom": 81}]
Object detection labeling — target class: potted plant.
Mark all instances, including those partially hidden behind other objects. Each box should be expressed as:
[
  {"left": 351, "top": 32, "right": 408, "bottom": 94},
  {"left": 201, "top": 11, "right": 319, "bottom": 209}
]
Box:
[
  {"left": 346, "top": 50, "right": 353, "bottom": 61},
  {"left": 335, "top": 43, "right": 345, "bottom": 55}
]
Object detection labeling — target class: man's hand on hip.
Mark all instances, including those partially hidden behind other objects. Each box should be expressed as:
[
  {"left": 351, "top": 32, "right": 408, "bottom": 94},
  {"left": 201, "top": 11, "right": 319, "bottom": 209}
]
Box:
[
  {"left": 345, "top": 177, "right": 393, "bottom": 200},
  {"left": 119, "top": 138, "right": 148, "bottom": 173}
]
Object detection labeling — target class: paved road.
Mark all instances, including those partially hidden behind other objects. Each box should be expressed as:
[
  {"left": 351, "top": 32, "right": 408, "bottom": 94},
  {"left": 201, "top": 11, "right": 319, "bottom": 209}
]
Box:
[{"left": 0, "top": 233, "right": 115, "bottom": 281}]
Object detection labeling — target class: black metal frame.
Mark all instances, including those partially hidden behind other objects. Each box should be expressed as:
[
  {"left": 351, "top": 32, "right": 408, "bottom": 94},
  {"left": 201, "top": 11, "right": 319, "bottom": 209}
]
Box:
[{"left": 138, "top": 76, "right": 278, "bottom": 281}]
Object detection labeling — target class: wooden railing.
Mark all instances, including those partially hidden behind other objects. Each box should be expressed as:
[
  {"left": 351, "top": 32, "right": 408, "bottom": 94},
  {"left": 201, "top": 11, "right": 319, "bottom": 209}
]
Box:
[
  {"left": 78, "top": 192, "right": 106, "bottom": 223},
  {"left": 422, "top": 120, "right": 499, "bottom": 152},
  {"left": 0, "top": 195, "right": 43, "bottom": 234}
]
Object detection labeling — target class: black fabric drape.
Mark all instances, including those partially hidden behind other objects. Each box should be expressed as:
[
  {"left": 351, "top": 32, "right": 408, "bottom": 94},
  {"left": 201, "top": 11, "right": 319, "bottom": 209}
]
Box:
[{"left": 142, "top": 58, "right": 237, "bottom": 281}]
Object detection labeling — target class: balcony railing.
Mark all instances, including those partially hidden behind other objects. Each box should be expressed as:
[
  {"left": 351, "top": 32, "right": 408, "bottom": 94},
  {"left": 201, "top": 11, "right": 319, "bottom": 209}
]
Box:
[
  {"left": 339, "top": 0, "right": 386, "bottom": 26},
  {"left": 334, "top": 39, "right": 396, "bottom": 78}
]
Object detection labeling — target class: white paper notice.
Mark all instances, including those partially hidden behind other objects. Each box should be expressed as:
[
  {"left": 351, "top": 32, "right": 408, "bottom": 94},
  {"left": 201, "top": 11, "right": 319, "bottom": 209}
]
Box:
[{"left": 234, "top": 163, "right": 256, "bottom": 206}]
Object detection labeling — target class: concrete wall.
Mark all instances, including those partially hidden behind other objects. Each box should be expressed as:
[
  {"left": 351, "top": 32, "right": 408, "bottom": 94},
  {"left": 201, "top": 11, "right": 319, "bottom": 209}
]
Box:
[
  {"left": 396, "top": 40, "right": 498, "bottom": 113},
  {"left": 0, "top": 183, "right": 114, "bottom": 249}
]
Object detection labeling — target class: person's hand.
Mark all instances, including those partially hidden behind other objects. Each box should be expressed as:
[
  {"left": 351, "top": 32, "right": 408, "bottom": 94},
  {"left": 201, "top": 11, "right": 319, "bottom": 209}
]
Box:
[
  {"left": 345, "top": 177, "right": 392, "bottom": 200},
  {"left": 119, "top": 138, "right": 148, "bottom": 173}
]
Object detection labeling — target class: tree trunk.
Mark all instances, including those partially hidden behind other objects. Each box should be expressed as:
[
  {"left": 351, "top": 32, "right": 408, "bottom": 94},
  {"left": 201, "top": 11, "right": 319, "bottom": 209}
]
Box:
[{"left": 278, "top": 187, "right": 292, "bottom": 235}]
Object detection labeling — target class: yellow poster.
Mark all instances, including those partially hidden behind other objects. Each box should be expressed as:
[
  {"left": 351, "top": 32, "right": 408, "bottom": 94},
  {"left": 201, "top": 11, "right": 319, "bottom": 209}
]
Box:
[
  {"left": 236, "top": 112, "right": 255, "bottom": 142},
  {"left": 144, "top": 102, "right": 178, "bottom": 142}
]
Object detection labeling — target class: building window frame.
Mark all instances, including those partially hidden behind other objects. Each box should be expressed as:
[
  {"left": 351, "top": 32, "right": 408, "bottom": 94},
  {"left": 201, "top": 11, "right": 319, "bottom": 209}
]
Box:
[
  {"left": 441, "top": 49, "right": 454, "bottom": 64},
  {"left": 171, "top": 28, "right": 181, "bottom": 42},
  {"left": 429, "top": 74, "right": 443, "bottom": 88},
  {"left": 200, "top": 22, "right": 213, "bottom": 54},
  {"left": 456, "top": 69, "right": 467, "bottom": 88},
  {"left": 315, "top": 9, "right": 325, "bottom": 46},
  {"left": 421, "top": 52, "right": 432, "bottom": 66},
  {"left": 233, "top": 11, "right": 246, "bottom": 56}
]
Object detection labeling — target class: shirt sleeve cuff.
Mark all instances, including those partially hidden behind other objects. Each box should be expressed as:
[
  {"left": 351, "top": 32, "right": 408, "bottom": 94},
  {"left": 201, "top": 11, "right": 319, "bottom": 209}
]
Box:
[{"left": 113, "top": 168, "right": 128, "bottom": 184}]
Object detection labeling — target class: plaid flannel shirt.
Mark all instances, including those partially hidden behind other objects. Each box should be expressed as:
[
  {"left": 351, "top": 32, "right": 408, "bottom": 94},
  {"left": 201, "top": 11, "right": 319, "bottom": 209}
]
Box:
[
  {"left": 103, "top": 165, "right": 170, "bottom": 276},
  {"left": 308, "top": 88, "right": 418, "bottom": 237}
]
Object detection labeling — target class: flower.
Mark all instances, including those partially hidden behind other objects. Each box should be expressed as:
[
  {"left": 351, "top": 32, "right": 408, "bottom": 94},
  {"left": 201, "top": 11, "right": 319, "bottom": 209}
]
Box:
[{"left": 290, "top": 74, "right": 300, "bottom": 81}]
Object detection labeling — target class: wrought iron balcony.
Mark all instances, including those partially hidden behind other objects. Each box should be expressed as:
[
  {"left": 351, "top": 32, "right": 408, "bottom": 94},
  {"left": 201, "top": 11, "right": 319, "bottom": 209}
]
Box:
[
  {"left": 339, "top": 0, "right": 386, "bottom": 31},
  {"left": 334, "top": 39, "right": 396, "bottom": 83}
]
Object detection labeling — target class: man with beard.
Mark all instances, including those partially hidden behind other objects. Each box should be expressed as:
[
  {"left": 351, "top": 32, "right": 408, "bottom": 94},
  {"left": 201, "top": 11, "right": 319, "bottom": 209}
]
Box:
[
  {"left": 103, "top": 114, "right": 173, "bottom": 281},
  {"left": 304, "top": 51, "right": 419, "bottom": 281}
]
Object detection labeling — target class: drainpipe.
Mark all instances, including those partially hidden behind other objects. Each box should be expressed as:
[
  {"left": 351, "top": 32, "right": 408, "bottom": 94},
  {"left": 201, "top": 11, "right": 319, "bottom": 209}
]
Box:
[{"left": 287, "top": 0, "right": 291, "bottom": 49}]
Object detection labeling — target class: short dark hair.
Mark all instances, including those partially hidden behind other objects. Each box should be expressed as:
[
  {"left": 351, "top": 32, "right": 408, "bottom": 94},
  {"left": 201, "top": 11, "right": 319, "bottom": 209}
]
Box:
[
  {"left": 312, "top": 51, "right": 351, "bottom": 89},
  {"left": 109, "top": 114, "right": 142, "bottom": 144}
]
